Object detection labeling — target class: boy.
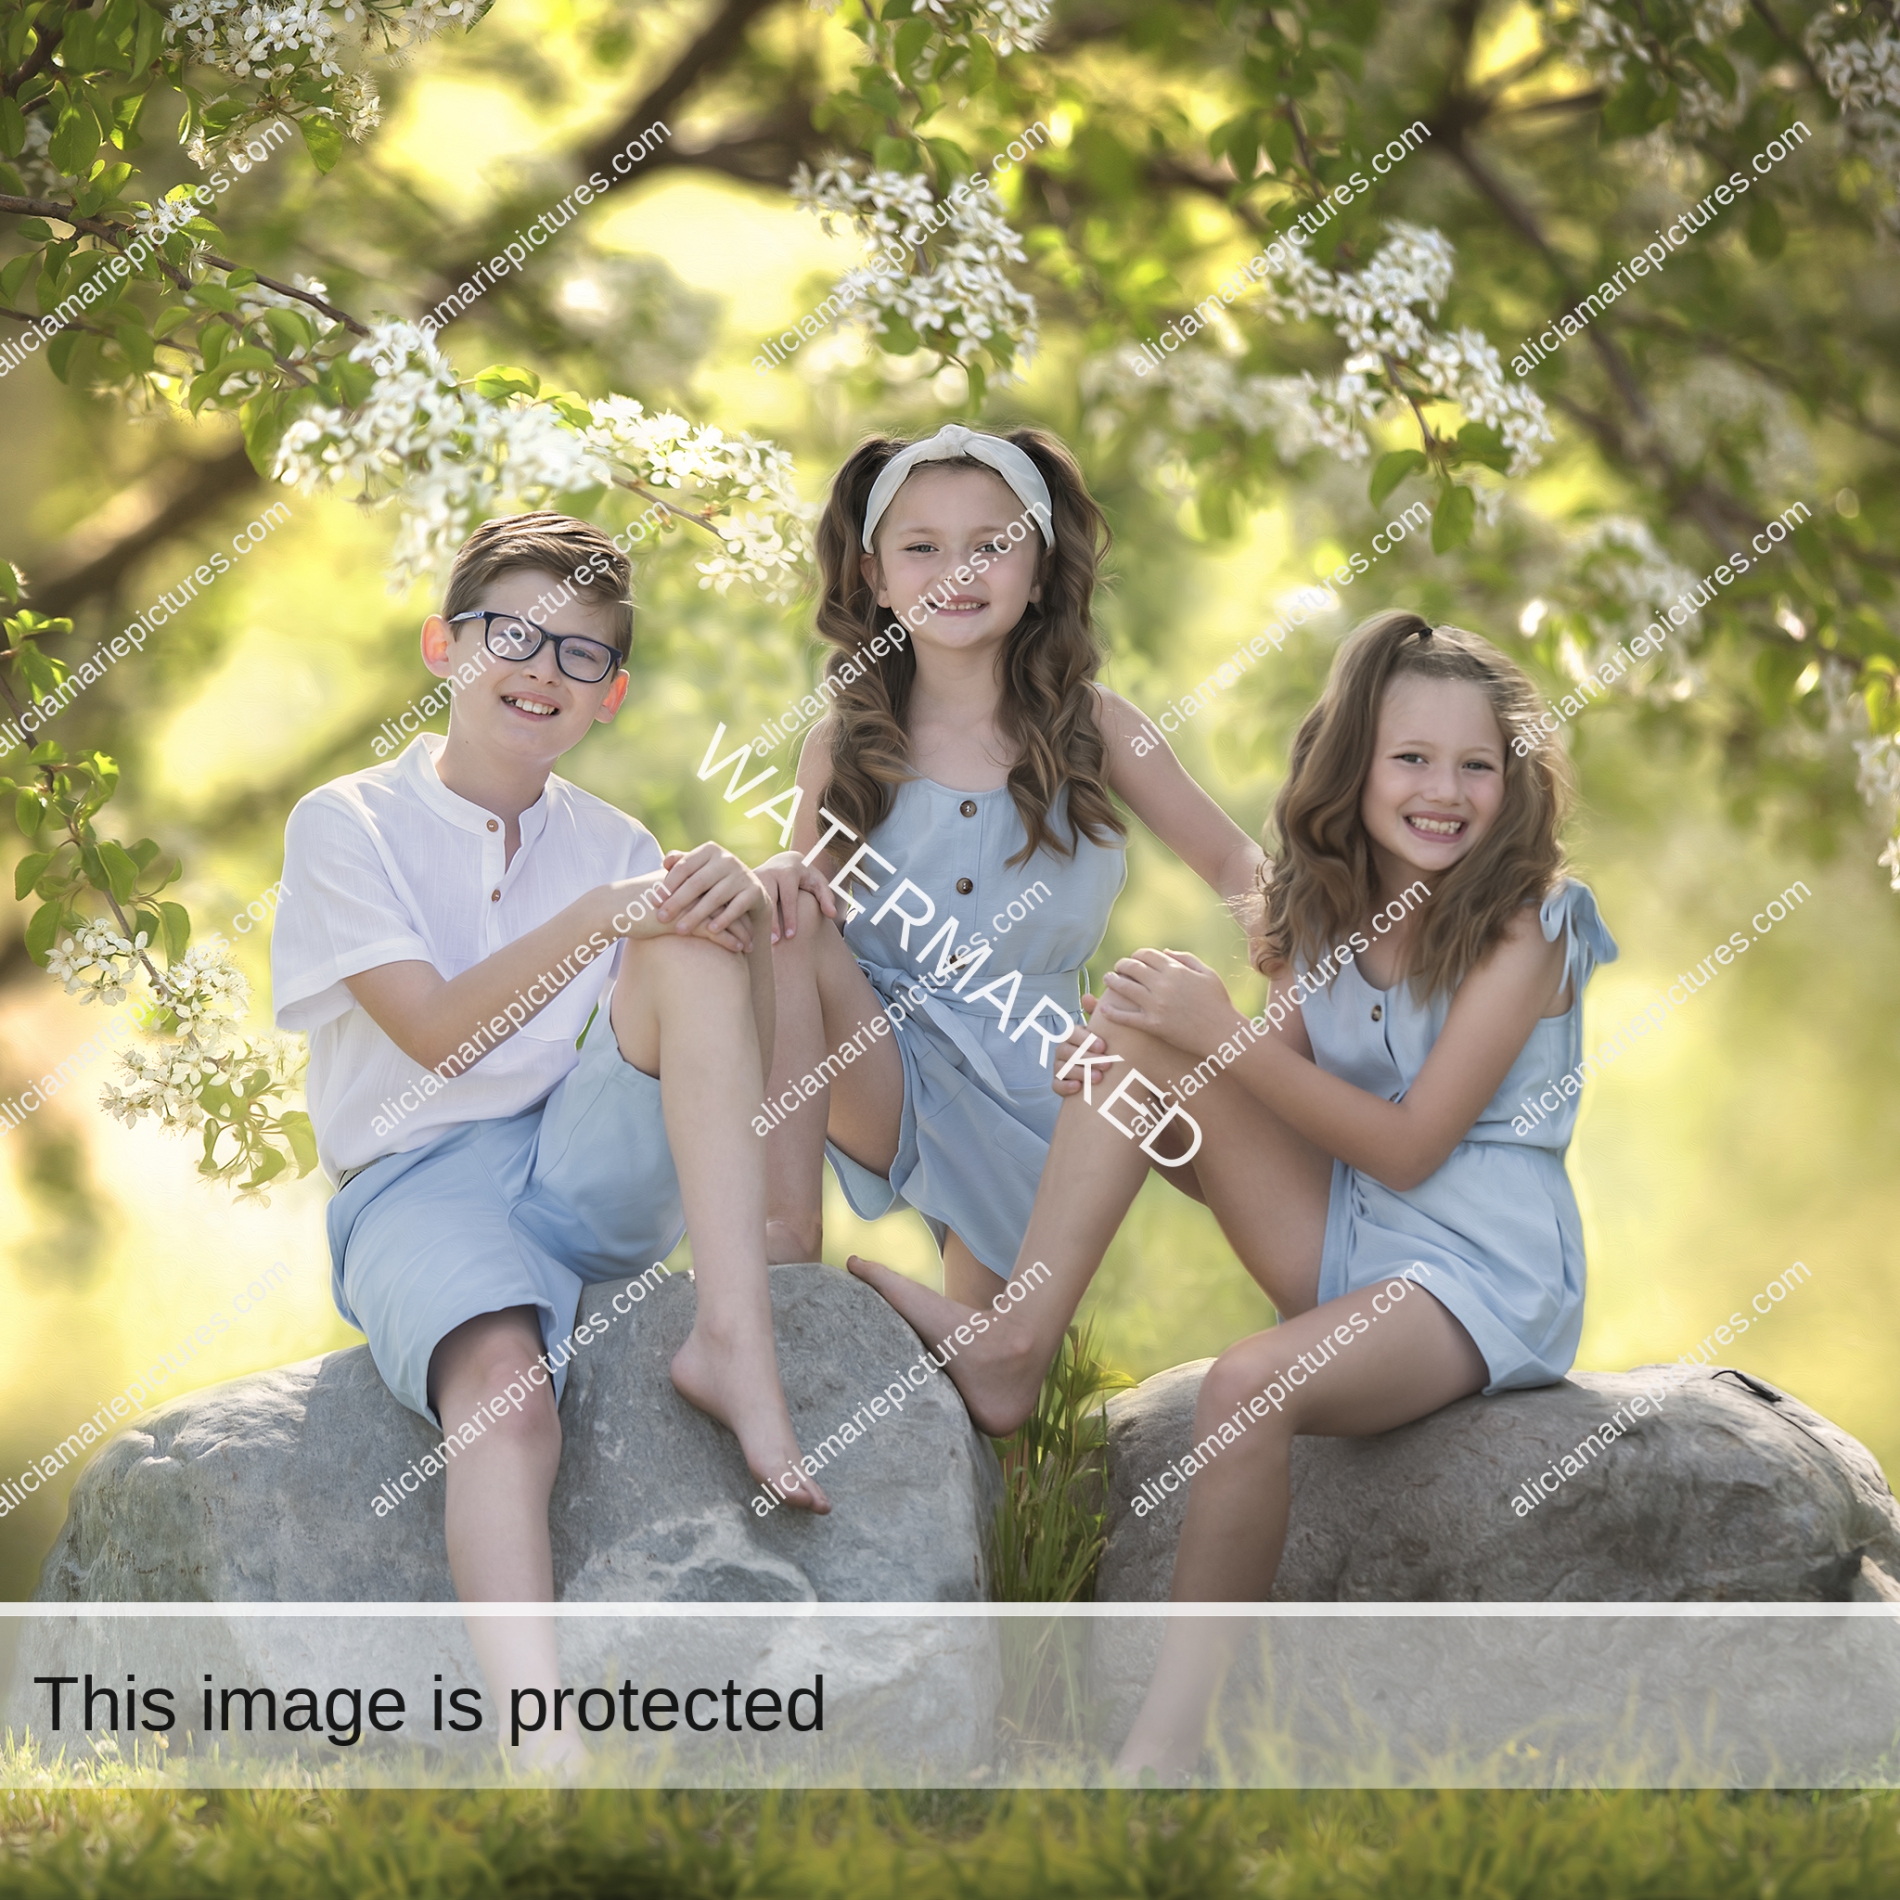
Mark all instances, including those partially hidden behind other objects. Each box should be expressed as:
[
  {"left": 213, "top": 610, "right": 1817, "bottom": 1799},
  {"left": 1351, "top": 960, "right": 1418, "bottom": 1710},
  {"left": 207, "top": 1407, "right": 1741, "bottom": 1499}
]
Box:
[{"left": 270, "top": 513, "right": 826, "bottom": 1748}]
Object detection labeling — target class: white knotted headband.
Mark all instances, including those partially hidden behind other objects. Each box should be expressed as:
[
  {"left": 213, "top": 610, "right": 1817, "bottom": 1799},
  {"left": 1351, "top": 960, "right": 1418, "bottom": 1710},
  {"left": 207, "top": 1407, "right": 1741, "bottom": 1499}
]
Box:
[{"left": 860, "top": 423, "right": 1056, "bottom": 551}]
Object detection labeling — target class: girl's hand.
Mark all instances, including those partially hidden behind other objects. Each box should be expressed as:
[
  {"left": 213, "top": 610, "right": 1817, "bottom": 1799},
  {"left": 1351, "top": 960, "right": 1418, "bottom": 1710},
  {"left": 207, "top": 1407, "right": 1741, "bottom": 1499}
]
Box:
[
  {"left": 1095, "top": 950, "right": 1242, "bottom": 1058},
  {"left": 754, "top": 849, "right": 840, "bottom": 945},
  {"left": 651, "top": 843, "right": 766, "bottom": 953},
  {"left": 1050, "top": 991, "right": 1100, "bottom": 1096}
]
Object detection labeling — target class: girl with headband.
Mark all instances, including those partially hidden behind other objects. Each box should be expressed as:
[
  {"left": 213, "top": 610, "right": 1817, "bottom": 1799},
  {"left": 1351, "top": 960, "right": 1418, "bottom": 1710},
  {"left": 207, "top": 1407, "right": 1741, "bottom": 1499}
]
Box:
[
  {"left": 752, "top": 423, "right": 1264, "bottom": 1311},
  {"left": 851, "top": 609, "right": 1613, "bottom": 1776}
]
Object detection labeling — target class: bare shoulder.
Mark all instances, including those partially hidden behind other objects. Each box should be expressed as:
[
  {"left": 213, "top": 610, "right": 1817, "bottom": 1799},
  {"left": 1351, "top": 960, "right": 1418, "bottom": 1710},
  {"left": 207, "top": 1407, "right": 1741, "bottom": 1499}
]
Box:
[
  {"left": 795, "top": 715, "right": 842, "bottom": 781},
  {"left": 1087, "top": 682, "right": 1146, "bottom": 743}
]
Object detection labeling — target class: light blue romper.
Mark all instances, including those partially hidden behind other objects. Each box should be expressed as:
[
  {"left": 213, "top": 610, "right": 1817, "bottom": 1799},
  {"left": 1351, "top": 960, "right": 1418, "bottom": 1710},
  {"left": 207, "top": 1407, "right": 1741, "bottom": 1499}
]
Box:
[
  {"left": 825, "top": 777, "right": 1126, "bottom": 1278},
  {"left": 1303, "top": 878, "right": 1616, "bottom": 1393}
]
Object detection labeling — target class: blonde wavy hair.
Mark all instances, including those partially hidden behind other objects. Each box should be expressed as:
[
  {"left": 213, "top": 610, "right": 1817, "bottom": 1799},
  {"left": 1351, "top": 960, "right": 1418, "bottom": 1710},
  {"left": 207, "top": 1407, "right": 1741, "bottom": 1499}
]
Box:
[{"left": 1247, "top": 609, "right": 1574, "bottom": 999}]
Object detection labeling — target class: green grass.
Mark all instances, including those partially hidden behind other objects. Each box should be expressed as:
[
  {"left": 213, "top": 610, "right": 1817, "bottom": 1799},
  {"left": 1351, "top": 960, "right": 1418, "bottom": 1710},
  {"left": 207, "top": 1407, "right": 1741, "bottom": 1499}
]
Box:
[
  {"left": 2, "top": 1785, "right": 1899, "bottom": 1896},
  {"left": 985, "top": 1323, "right": 1133, "bottom": 1755}
]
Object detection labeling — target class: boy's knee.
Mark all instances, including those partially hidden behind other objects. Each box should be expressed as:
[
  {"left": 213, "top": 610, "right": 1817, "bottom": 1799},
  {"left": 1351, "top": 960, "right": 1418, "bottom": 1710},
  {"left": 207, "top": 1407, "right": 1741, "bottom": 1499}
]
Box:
[{"left": 1199, "top": 1343, "right": 1296, "bottom": 1435}]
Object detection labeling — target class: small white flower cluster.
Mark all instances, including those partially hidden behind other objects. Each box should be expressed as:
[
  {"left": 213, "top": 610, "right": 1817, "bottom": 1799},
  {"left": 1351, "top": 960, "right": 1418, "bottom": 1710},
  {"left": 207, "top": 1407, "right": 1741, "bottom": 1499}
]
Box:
[
  {"left": 276, "top": 323, "right": 809, "bottom": 595},
  {"left": 792, "top": 160, "right": 1039, "bottom": 376},
  {"left": 1651, "top": 360, "right": 1814, "bottom": 489},
  {"left": 101, "top": 1026, "right": 305, "bottom": 1138},
  {"left": 10, "top": 113, "right": 64, "bottom": 193},
  {"left": 165, "top": 0, "right": 463, "bottom": 160},
  {"left": 804, "top": 0, "right": 1050, "bottom": 54},
  {"left": 1808, "top": 16, "right": 1900, "bottom": 232},
  {"left": 44, "top": 922, "right": 149, "bottom": 1007},
  {"left": 1563, "top": 0, "right": 1752, "bottom": 135},
  {"left": 1259, "top": 224, "right": 1553, "bottom": 475}
]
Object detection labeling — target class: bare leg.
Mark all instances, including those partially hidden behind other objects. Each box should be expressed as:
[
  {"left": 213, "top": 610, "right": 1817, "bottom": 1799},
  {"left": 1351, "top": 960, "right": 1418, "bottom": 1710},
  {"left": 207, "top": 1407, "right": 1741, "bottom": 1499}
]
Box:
[
  {"left": 942, "top": 1229, "right": 1007, "bottom": 1308},
  {"left": 762, "top": 889, "right": 904, "bottom": 1264},
  {"left": 611, "top": 924, "right": 828, "bottom": 1511},
  {"left": 430, "top": 1306, "right": 585, "bottom": 1773},
  {"left": 1115, "top": 1282, "right": 1488, "bottom": 1778},
  {"left": 850, "top": 1013, "right": 1334, "bottom": 1433}
]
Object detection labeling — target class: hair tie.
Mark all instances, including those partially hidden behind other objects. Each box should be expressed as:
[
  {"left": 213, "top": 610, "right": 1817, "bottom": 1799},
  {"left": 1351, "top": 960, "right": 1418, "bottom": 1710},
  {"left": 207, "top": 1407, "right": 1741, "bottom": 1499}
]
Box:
[{"left": 861, "top": 423, "right": 1056, "bottom": 551}]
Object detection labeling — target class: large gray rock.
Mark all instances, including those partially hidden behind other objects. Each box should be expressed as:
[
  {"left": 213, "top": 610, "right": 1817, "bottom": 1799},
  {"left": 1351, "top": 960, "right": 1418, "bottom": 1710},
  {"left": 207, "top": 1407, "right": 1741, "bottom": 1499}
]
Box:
[
  {"left": 1088, "top": 1361, "right": 1900, "bottom": 1778},
  {"left": 1096, "top": 1361, "right": 1900, "bottom": 1602},
  {"left": 17, "top": 1264, "right": 1004, "bottom": 1779},
  {"left": 37, "top": 1263, "right": 999, "bottom": 1605}
]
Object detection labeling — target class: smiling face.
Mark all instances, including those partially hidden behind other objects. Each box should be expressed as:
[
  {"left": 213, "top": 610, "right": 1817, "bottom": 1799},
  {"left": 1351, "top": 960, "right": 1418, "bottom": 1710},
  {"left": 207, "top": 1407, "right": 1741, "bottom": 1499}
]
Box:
[
  {"left": 422, "top": 566, "right": 628, "bottom": 764},
  {"left": 1359, "top": 673, "right": 1508, "bottom": 889},
  {"left": 860, "top": 464, "right": 1044, "bottom": 656}
]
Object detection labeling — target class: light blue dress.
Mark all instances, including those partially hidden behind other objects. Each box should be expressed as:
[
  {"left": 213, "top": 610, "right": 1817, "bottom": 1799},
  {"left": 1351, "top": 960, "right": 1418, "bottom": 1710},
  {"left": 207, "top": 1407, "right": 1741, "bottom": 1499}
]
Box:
[
  {"left": 826, "top": 777, "right": 1126, "bottom": 1277},
  {"left": 1303, "top": 879, "right": 1616, "bottom": 1393}
]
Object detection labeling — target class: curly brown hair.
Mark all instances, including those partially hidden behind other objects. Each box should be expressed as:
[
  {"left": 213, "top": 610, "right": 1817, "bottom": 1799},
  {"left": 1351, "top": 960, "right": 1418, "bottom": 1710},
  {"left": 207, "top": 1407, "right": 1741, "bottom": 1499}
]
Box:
[
  {"left": 1246, "top": 609, "right": 1575, "bottom": 1000},
  {"left": 810, "top": 429, "right": 1125, "bottom": 870}
]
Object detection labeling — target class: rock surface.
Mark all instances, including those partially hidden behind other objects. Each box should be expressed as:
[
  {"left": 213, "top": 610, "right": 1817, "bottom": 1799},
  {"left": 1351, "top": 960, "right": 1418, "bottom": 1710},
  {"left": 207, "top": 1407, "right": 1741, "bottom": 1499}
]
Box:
[
  {"left": 1087, "top": 1360, "right": 1900, "bottom": 1774},
  {"left": 36, "top": 1263, "right": 1000, "bottom": 1605},
  {"left": 19, "top": 1264, "right": 1004, "bottom": 1777},
  {"left": 1095, "top": 1361, "right": 1900, "bottom": 1602}
]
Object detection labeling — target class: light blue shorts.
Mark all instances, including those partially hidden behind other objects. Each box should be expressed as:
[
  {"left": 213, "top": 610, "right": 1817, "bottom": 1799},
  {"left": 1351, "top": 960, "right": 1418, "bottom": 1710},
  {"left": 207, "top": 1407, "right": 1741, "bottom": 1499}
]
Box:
[{"left": 325, "top": 1012, "right": 686, "bottom": 1424}]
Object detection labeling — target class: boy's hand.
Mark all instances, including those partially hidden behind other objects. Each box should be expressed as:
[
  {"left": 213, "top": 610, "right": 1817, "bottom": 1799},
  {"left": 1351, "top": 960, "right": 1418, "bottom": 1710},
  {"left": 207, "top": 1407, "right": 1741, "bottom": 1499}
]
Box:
[
  {"left": 649, "top": 843, "right": 768, "bottom": 953},
  {"left": 1095, "top": 950, "right": 1242, "bottom": 1059},
  {"left": 1051, "top": 991, "right": 1101, "bottom": 1096},
  {"left": 754, "top": 850, "right": 840, "bottom": 945}
]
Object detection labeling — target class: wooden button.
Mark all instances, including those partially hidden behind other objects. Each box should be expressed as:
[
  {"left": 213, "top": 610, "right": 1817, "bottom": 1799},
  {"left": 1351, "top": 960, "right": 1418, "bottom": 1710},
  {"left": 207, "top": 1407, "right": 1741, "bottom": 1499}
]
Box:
[
  {"left": 1370, "top": 1004, "right": 1382, "bottom": 1021},
  {"left": 959, "top": 800, "right": 977, "bottom": 817},
  {"left": 487, "top": 819, "right": 498, "bottom": 831},
  {"left": 956, "top": 877, "right": 973, "bottom": 894},
  {"left": 490, "top": 889, "right": 501, "bottom": 902}
]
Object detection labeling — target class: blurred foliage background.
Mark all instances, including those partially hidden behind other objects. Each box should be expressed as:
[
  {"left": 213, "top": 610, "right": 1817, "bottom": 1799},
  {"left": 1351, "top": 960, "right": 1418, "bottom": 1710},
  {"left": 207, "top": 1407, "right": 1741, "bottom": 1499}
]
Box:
[{"left": 1, "top": 0, "right": 1896, "bottom": 1599}]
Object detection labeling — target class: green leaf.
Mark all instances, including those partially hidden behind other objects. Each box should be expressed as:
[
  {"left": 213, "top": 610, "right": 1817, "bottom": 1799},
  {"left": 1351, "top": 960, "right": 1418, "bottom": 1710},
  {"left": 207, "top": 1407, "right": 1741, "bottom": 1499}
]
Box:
[
  {"left": 218, "top": 344, "right": 281, "bottom": 374},
  {"left": 279, "top": 1109, "right": 318, "bottom": 1176},
  {"left": 965, "top": 356, "right": 987, "bottom": 409},
  {"left": 1451, "top": 422, "right": 1511, "bottom": 474},
  {"left": 261, "top": 306, "right": 313, "bottom": 354},
  {"left": 96, "top": 843, "right": 138, "bottom": 908},
  {"left": 0, "top": 562, "right": 19, "bottom": 606},
  {"left": 301, "top": 113, "right": 343, "bottom": 174},
  {"left": 25, "top": 899, "right": 63, "bottom": 964},
  {"left": 1746, "top": 195, "right": 1784, "bottom": 260},
  {"left": 190, "top": 282, "right": 238, "bottom": 312},
  {"left": 59, "top": 12, "right": 99, "bottom": 68},
  {"left": 0, "top": 94, "right": 25, "bottom": 159},
  {"left": 877, "top": 312, "right": 921, "bottom": 354},
  {"left": 130, "top": 3, "right": 164, "bottom": 78},
  {"left": 16, "top": 217, "right": 53, "bottom": 241},
  {"left": 963, "top": 32, "right": 997, "bottom": 94},
  {"left": 113, "top": 317, "right": 155, "bottom": 373},
  {"left": 239, "top": 392, "right": 287, "bottom": 476},
  {"left": 128, "top": 836, "right": 160, "bottom": 870},
  {"left": 473, "top": 364, "right": 540, "bottom": 400},
  {"left": 224, "top": 267, "right": 257, "bottom": 288},
  {"left": 50, "top": 98, "right": 102, "bottom": 177},
  {"left": 872, "top": 134, "right": 914, "bottom": 172},
  {"left": 1369, "top": 448, "right": 1427, "bottom": 509},
  {"left": 0, "top": 254, "right": 31, "bottom": 303},
  {"left": 1681, "top": 41, "right": 1737, "bottom": 101},
  {"left": 893, "top": 15, "right": 933, "bottom": 81},
  {"left": 14, "top": 850, "right": 53, "bottom": 901},
  {"left": 157, "top": 899, "right": 191, "bottom": 961},
  {"left": 1430, "top": 482, "right": 1477, "bottom": 554}
]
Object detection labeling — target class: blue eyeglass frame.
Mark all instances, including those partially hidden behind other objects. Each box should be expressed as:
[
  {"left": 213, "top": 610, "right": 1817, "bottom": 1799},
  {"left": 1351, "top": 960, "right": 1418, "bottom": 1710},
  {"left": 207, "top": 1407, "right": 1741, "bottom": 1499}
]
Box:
[{"left": 448, "top": 610, "right": 625, "bottom": 683}]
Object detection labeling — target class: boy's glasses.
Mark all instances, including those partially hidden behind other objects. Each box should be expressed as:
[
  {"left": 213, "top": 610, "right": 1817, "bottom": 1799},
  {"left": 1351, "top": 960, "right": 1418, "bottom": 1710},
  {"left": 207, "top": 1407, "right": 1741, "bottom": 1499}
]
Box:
[{"left": 448, "top": 611, "right": 623, "bottom": 684}]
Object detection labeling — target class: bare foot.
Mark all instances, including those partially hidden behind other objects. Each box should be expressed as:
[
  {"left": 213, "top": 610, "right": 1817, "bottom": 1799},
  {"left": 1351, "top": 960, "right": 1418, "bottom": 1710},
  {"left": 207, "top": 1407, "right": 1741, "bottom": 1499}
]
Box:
[
  {"left": 765, "top": 1217, "right": 820, "bottom": 1267},
  {"left": 671, "top": 1325, "right": 831, "bottom": 1513},
  {"left": 845, "top": 1253, "right": 1045, "bottom": 1437}
]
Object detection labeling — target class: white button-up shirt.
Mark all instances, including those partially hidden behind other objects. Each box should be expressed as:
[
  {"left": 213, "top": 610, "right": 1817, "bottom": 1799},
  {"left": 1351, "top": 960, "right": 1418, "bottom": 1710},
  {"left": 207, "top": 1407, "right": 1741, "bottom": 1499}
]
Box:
[{"left": 272, "top": 732, "right": 660, "bottom": 1182}]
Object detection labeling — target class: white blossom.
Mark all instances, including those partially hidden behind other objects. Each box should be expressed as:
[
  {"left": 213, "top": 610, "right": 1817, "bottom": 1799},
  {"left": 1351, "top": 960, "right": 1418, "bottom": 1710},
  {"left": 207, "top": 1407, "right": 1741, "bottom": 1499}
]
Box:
[
  {"left": 804, "top": 0, "right": 1050, "bottom": 54},
  {"left": 1807, "top": 16, "right": 1900, "bottom": 233},
  {"left": 792, "top": 159, "right": 1039, "bottom": 377},
  {"left": 44, "top": 922, "right": 145, "bottom": 1006},
  {"left": 1083, "top": 223, "right": 1549, "bottom": 490},
  {"left": 1562, "top": 0, "right": 1752, "bottom": 135},
  {"left": 275, "top": 324, "right": 810, "bottom": 596}
]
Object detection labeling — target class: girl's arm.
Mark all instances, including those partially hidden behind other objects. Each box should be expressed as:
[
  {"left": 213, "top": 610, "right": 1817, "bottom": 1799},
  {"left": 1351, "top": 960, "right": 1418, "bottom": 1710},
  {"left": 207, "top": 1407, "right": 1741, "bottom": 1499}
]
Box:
[
  {"left": 1097, "top": 909, "right": 1567, "bottom": 1192},
  {"left": 1092, "top": 686, "right": 1263, "bottom": 919},
  {"left": 752, "top": 717, "right": 843, "bottom": 940}
]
